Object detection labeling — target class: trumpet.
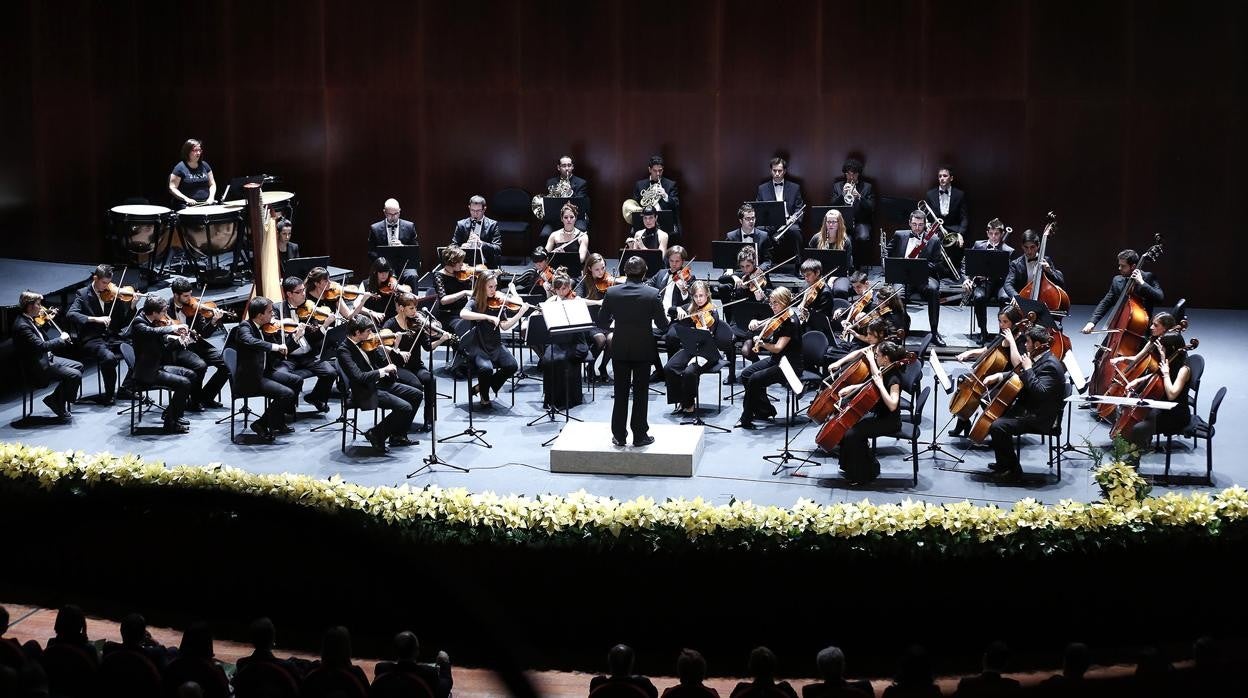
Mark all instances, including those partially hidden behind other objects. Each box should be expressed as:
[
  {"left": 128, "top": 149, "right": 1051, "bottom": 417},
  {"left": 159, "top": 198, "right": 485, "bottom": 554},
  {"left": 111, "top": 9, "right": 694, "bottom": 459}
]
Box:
[
  {"left": 532, "top": 177, "right": 575, "bottom": 219},
  {"left": 842, "top": 181, "right": 859, "bottom": 206}
]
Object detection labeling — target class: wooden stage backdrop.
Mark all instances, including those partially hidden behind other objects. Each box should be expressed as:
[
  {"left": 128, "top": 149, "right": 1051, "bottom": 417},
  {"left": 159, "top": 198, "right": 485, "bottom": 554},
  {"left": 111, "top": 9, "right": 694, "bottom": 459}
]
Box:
[{"left": 0, "top": 0, "right": 1243, "bottom": 307}]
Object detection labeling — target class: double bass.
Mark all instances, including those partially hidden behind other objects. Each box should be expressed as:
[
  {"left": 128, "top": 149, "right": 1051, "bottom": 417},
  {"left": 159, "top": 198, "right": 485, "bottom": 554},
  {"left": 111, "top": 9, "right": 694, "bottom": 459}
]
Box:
[
  {"left": 814, "top": 351, "right": 916, "bottom": 451},
  {"left": 1019, "top": 212, "right": 1072, "bottom": 359},
  {"left": 1089, "top": 236, "right": 1164, "bottom": 396},
  {"left": 1109, "top": 331, "right": 1198, "bottom": 440}
]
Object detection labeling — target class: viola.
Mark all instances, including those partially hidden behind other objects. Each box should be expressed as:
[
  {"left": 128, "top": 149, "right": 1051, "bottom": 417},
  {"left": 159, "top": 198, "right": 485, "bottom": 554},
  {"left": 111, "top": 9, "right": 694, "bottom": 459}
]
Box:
[
  {"left": 1089, "top": 236, "right": 1163, "bottom": 396},
  {"left": 1018, "top": 213, "right": 1070, "bottom": 313},
  {"left": 180, "top": 296, "right": 239, "bottom": 322}
]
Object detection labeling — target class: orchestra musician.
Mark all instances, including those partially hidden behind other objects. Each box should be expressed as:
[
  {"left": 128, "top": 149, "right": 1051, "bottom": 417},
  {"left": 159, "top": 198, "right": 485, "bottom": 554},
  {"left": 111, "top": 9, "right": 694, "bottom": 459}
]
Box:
[
  {"left": 948, "top": 305, "right": 1024, "bottom": 438},
  {"left": 627, "top": 206, "right": 669, "bottom": 255},
  {"left": 836, "top": 340, "right": 908, "bottom": 484},
  {"left": 1002, "top": 229, "right": 1065, "bottom": 302},
  {"left": 12, "top": 291, "right": 81, "bottom": 420},
  {"left": 170, "top": 278, "right": 232, "bottom": 410},
  {"left": 305, "top": 267, "right": 378, "bottom": 324},
  {"left": 545, "top": 203, "right": 590, "bottom": 263},
  {"left": 539, "top": 156, "right": 590, "bottom": 240},
  {"left": 962, "top": 218, "right": 1016, "bottom": 345},
  {"left": 459, "top": 271, "right": 529, "bottom": 408},
  {"left": 795, "top": 259, "right": 838, "bottom": 345},
  {"left": 384, "top": 292, "right": 452, "bottom": 432},
  {"left": 737, "top": 287, "right": 804, "bottom": 430},
  {"left": 433, "top": 246, "right": 474, "bottom": 330},
  {"left": 131, "top": 297, "right": 197, "bottom": 434},
  {"left": 632, "top": 155, "right": 681, "bottom": 241},
  {"left": 648, "top": 245, "right": 693, "bottom": 379},
  {"left": 663, "top": 280, "right": 728, "bottom": 415},
  {"left": 719, "top": 246, "right": 768, "bottom": 305},
  {"left": 725, "top": 204, "right": 773, "bottom": 271},
  {"left": 985, "top": 325, "right": 1068, "bottom": 482},
  {"left": 808, "top": 208, "right": 855, "bottom": 285},
  {"left": 368, "top": 199, "right": 420, "bottom": 288},
  {"left": 276, "top": 276, "right": 338, "bottom": 414},
  {"left": 362, "top": 257, "right": 412, "bottom": 321},
  {"left": 232, "top": 297, "right": 302, "bottom": 441},
  {"left": 923, "top": 166, "right": 968, "bottom": 240},
  {"left": 452, "top": 195, "right": 503, "bottom": 269},
  {"left": 828, "top": 318, "right": 897, "bottom": 370},
  {"left": 541, "top": 272, "right": 591, "bottom": 409},
  {"left": 829, "top": 158, "right": 875, "bottom": 243},
  {"left": 889, "top": 210, "right": 949, "bottom": 346},
  {"left": 168, "top": 138, "right": 216, "bottom": 208},
  {"left": 1108, "top": 312, "right": 1191, "bottom": 454},
  {"left": 515, "top": 247, "right": 556, "bottom": 297},
  {"left": 1080, "top": 249, "right": 1164, "bottom": 334},
  {"left": 337, "top": 315, "right": 423, "bottom": 452},
  {"left": 757, "top": 157, "right": 805, "bottom": 268},
  {"left": 68, "top": 264, "right": 136, "bottom": 405},
  {"left": 574, "top": 253, "right": 614, "bottom": 383},
  {"left": 597, "top": 255, "right": 669, "bottom": 447},
  {"left": 276, "top": 218, "right": 300, "bottom": 264}
]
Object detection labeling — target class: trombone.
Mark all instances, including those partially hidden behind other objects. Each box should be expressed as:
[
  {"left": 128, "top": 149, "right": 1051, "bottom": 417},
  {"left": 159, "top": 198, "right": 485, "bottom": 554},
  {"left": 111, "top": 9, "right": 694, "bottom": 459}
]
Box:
[{"left": 915, "top": 200, "right": 963, "bottom": 281}]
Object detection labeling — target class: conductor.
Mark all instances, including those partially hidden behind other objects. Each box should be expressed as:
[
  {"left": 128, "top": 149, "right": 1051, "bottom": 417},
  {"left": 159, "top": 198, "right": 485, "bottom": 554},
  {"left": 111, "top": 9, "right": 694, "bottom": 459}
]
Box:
[{"left": 598, "top": 255, "right": 669, "bottom": 447}]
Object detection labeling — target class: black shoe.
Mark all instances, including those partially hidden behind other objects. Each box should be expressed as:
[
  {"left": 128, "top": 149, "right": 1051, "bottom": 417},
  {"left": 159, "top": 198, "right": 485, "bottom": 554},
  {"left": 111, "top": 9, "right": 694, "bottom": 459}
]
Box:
[
  {"left": 611, "top": 437, "right": 626, "bottom": 447},
  {"left": 163, "top": 422, "right": 190, "bottom": 434},
  {"left": 992, "top": 469, "right": 1023, "bottom": 483},
  {"left": 43, "top": 394, "right": 69, "bottom": 419},
  {"left": 986, "top": 461, "right": 1006, "bottom": 472},
  {"left": 979, "top": 332, "right": 991, "bottom": 345},
  {"left": 177, "top": 417, "right": 191, "bottom": 426},
  {"left": 930, "top": 333, "right": 947, "bottom": 347},
  {"left": 304, "top": 394, "right": 331, "bottom": 413},
  {"left": 735, "top": 419, "right": 757, "bottom": 430},
  {"left": 273, "top": 424, "right": 295, "bottom": 435},
  {"left": 186, "top": 401, "right": 205, "bottom": 413},
  {"left": 723, "top": 375, "right": 736, "bottom": 385},
  {"left": 634, "top": 435, "right": 655, "bottom": 447},
  {"left": 116, "top": 387, "right": 136, "bottom": 401},
  {"left": 365, "top": 428, "right": 389, "bottom": 453},
  {"left": 948, "top": 422, "right": 967, "bottom": 437},
  {"left": 388, "top": 435, "right": 417, "bottom": 447},
  {"left": 95, "top": 394, "right": 116, "bottom": 407},
  {"left": 413, "top": 423, "right": 432, "bottom": 434},
  {"left": 249, "top": 421, "right": 273, "bottom": 441},
  {"left": 649, "top": 370, "right": 664, "bottom": 383},
  {"left": 199, "top": 398, "right": 224, "bottom": 409}
]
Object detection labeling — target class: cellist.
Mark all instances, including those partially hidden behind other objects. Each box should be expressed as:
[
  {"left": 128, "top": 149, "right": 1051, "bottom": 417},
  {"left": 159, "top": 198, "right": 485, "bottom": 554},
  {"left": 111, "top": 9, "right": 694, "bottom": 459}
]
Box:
[
  {"left": 836, "top": 340, "right": 907, "bottom": 484},
  {"left": 948, "top": 304, "right": 1025, "bottom": 439},
  {"left": 986, "top": 325, "right": 1067, "bottom": 482},
  {"left": 1110, "top": 313, "right": 1191, "bottom": 453},
  {"left": 1080, "top": 249, "right": 1163, "bottom": 335}
]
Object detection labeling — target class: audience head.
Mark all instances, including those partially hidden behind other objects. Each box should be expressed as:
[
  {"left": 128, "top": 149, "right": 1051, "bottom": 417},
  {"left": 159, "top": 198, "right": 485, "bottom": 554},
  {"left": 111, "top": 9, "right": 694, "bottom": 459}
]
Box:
[
  {"left": 321, "top": 626, "right": 354, "bottom": 668},
  {"left": 675, "top": 648, "right": 706, "bottom": 686},
  {"left": 747, "top": 646, "right": 778, "bottom": 681},
  {"left": 248, "top": 617, "right": 276, "bottom": 651},
  {"left": 119, "top": 613, "right": 147, "bottom": 647},
  {"left": 177, "top": 681, "right": 204, "bottom": 698},
  {"left": 178, "top": 621, "right": 214, "bottom": 661},
  {"left": 982, "top": 640, "right": 1010, "bottom": 674},
  {"left": 816, "top": 646, "right": 846, "bottom": 682},
  {"left": 393, "top": 631, "right": 420, "bottom": 661},
  {"left": 1062, "top": 642, "right": 1091, "bottom": 679},
  {"left": 607, "top": 644, "right": 635, "bottom": 676},
  {"left": 895, "top": 645, "right": 934, "bottom": 687},
  {"left": 53, "top": 605, "right": 87, "bottom": 643}
]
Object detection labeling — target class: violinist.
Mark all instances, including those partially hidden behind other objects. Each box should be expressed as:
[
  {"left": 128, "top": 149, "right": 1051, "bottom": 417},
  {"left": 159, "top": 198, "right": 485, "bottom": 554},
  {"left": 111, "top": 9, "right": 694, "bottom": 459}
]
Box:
[
  {"left": 663, "top": 280, "right": 727, "bottom": 415},
  {"left": 12, "top": 290, "right": 82, "bottom": 420},
  {"left": 515, "top": 247, "right": 556, "bottom": 297},
  {"left": 836, "top": 340, "right": 908, "bottom": 484},
  {"left": 277, "top": 277, "right": 337, "bottom": 414},
  {"left": 131, "top": 297, "right": 197, "bottom": 434},
  {"left": 362, "top": 256, "right": 411, "bottom": 321},
  {"left": 574, "top": 253, "right": 613, "bottom": 383},
  {"left": 889, "top": 210, "right": 949, "bottom": 346},
  {"left": 545, "top": 203, "right": 589, "bottom": 263},
  {"left": 433, "top": 245, "right": 474, "bottom": 329},
  {"left": 170, "top": 278, "right": 231, "bottom": 411},
  {"left": 807, "top": 208, "right": 855, "bottom": 290},
  {"left": 626, "top": 206, "right": 668, "bottom": 255},
  {"left": 718, "top": 246, "right": 768, "bottom": 305},
  {"left": 737, "top": 287, "right": 804, "bottom": 430},
  {"left": 1109, "top": 312, "right": 1191, "bottom": 452},
  {"left": 232, "top": 297, "right": 301, "bottom": 441},
  {"left": 828, "top": 318, "right": 896, "bottom": 371},
  {"left": 541, "top": 272, "right": 592, "bottom": 410},
  {"left": 305, "top": 267, "right": 376, "bottom": 324},
  {"left": 67, "top": 264, "right": 136, "bottom": 405},
  {"left": 985, "top": 325, "right": 1067, "bottom": 482},
  {"left": 336, "top": 315, "right": 423, "bottom": 452},
  {"left": 798, "top": 258, "right": 837, "bottom": 317},
  {"left": 724, "top": 204, "right": 773, "bottom": 271},
  {"left": 963, "top": 218, "right": 1017, "bottom": 344},
  {"left": 948, "top": 305, "right": 1024, "bottom": 438},
  {"left": 459, "top": 271, "right": 529, "bottom": 408},
  {"left": 648, "top": 245, "right": 693, "bottom": 379},
  {"left": 451, "top": 194, "right": 502, "bottom": 268},
  {"left": 1080, "top": 249, "right": 1164, "bottom": 335},
  {"left": 834, "top": 273, "right": 875, "bottom": 343},
  {"left": 384, "top": 291, "right": 453, "bottom": 432}
]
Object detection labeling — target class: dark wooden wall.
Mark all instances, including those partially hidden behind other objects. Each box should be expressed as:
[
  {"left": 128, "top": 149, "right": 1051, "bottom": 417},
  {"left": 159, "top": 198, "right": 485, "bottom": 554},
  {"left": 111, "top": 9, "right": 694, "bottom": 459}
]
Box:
[{"left": 1, "top": 0, "right": 1243, "bottom": 307}]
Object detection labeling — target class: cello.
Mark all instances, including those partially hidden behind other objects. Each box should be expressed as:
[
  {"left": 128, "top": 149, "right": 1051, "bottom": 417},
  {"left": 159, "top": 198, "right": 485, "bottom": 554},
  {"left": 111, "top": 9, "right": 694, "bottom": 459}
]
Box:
[
  {"left": 1095, "top": 317, "right": 1188, "bottom": 421},
  {"left": 1089, "top": 236, "right": 1164, "bottom": 396},
  {"left": 1109, "top": 331, "right": 1198, "bottom": 440},
  {"left": 814, "top": 350, "right": 916, "bottom": 451},
  {"left": 948, "top": 325, "right": 1019, "bottom": 420},
  {"left": 966, "top": 320, "right": 1044, "bottom": 443},
  {"left": 1019, "top": 212, "right": 1072, "bottom": 359}
]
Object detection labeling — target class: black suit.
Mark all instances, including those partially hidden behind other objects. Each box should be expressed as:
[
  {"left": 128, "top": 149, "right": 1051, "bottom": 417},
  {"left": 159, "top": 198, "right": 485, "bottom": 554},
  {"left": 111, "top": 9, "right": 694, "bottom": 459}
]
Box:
[
  {"left": 888, "top": 230, "right": 945, "bottom": 335},
  {"left": 924, "top": 186, "right": 968, "bottom": 235},
  {"left": 370, "top": 219, "right": 420, "bottom": 286},
  {"left": 11, "top": 314, "right": 82, "bottom": 411},
  {"left": 275, "top": 301, "right": 336, "bottom": 406},
  {"left": 1001, "top": 253, "right": 1064, "bottom": 300},
  {"left": 725, "top": 227, "right": 774, "bottom": 270},
  {"left": 539, "top": 175, "right": 591, "bottom": 237},
  {"left": 1088, "top": 272, "right": 1164, "bottom": 327},
  {"left": 67, "top": 286, "right": 132, "bottom": 397},
  {"left": 279, "top": 241, "right": 301, "bottom": 262},
  {"left": 829, "top": 177, "right": 875, "bottom": 241},
  {"left": 233, "top": 320, "right": 302, "bottom": 429},
  {"left": 964, "top": 240, "right": 1015, "bottom": 333},
  {"left": 757, "top": 180, "right": 806, "bottom": 267},
  {"left": 633, "top": 177, "right": 681, "bottom": 237},
  {"left": 989, "top": 351, "right": 1067, "bottom": 475},
  {"left": 131, "top": 316, "right": 196, "bottom": 425},
  {"left": 598, "top": 280, "right": 668, "bottom": 443},
  {"left": 451, "top": 216, "right": 502, "bottom": 268},
  {"left": 336, "top": 338, "right": 421, "bottom": 439}
]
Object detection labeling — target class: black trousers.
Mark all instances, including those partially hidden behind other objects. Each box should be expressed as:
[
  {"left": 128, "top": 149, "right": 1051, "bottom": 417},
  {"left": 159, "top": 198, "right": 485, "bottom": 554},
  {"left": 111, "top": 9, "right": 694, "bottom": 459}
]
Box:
[
  {"left": 663, "top": 349, "right": 711, "bottom": 408},
  {"left": 279, "top": 357, "right": 336, "bottom": 403},
  {"left": 896, "top": 278, "right": 942, "bottom": 334},
  {"left": 970, "top": 280, "right": 1010, "bottom": 334},
  {"left": 187, "top": 339, "right": 230, "bottom": 403},
  {"left": 469, "top": 345, "right": 518, "bottom": 395},
  {"left": 838, "top": 413, "right": 901, "bottom": 482},
  {"left": 149, "top": 366, "right": 196, "bottom": 424},
  {"left": 79, "top": 336, "right": 123, "bottom": 395},
  {"left": 172, "top": 348, "right": 206, "bottom": 396},
  {"left": 44, "top": 356, "right": 84, "bottom": 407},
  {"left": 611, "top": 359, "right": 651, "bottom": 443},
  {"left": 395, "top": 366, "right": 436, "bottom": 424},
  {"left": 739, "top": 356, "right": 786, "bottom": 420},
  {"left": 374, "top": 379, "right": 421, "bottom": 438},
  {"left": 989, "top": 414, "right": 1051, "bottom": 474},
  {"left": 258, "top": 369, "right": 302, "bottom": 428}
]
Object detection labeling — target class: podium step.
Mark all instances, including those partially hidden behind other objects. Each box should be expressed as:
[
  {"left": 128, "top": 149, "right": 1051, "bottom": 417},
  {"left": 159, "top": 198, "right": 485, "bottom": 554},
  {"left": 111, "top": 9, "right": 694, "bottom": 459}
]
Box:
[{"left": 549, "top": 422, "right": 704, "bottom": 477}]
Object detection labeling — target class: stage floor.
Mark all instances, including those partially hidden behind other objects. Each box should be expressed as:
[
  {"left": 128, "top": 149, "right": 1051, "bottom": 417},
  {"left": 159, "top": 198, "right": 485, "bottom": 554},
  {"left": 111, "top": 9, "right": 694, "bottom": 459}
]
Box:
[{"left": 1, "top": 303, "right": 1240, "bottom": 509}]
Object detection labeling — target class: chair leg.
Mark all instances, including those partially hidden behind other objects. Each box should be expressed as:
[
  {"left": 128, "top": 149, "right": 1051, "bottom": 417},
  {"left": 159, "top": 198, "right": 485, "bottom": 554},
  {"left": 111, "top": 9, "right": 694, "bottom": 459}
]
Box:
[
  {"left": 911, "top": 435, "right": 919, "bottom": 486},
  {"left": 1206, "top": 436, "right": 1213, "bottom": 485},
  {"left": 230, "top": 397, "right": 237, "bottom": 442},
  {"left": 1164, "top": 435, "right": 1173, "bottom": 481}
]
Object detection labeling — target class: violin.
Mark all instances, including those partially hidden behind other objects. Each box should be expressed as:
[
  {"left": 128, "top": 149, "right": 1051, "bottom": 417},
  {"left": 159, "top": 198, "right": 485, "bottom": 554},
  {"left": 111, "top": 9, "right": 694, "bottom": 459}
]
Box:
[
  {"left": 359, "top": 332, "right": 385, "bottom": 352},
  {"left": 295, "top": 301, "right": 334, "bottom": 324},
  {"left": 33, "top": 306, "right": 59, "bottom": 327},
  {"left": 454, "top": 263, "right": 489, "bottom": 282},
  {"left": 802, "top": 279, "right": 826, "bottom": 309},
  {"left": 758, "top": 309, "right": 792, "bottom": 342},
  {"left": 377, "top": 276, "right": 412, "bottom": 295},
  {"left": 487, "top": 295, "right": 525, "bottom": 312},
  {"left": 97, "top": 283, "right": 148, "bottom": 303},
  {"left": 683, "top": 303, "right": 716, "bottom": 330},
  {"left": 179, "top": 296, "right": 239, "bottom": 322},
  {"left": 260, "top": 317, "right": 300, "bottom": 335}
]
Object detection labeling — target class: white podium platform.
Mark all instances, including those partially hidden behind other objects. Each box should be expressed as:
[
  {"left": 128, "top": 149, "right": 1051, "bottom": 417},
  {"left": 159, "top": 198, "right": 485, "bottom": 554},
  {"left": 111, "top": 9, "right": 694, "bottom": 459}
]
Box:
[{"left": 549, "top": 422, "right": 704, "bottom": 477}]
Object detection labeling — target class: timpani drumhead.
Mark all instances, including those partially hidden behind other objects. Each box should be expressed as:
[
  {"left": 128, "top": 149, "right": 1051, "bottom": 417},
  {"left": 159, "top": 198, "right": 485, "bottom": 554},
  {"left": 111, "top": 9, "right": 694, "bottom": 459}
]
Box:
[
  {"left": 176, "top": 205, "right": 243, "bottom": 255},
  {"left": 110, "top": 204, "right": 172, "bottom": 255}
]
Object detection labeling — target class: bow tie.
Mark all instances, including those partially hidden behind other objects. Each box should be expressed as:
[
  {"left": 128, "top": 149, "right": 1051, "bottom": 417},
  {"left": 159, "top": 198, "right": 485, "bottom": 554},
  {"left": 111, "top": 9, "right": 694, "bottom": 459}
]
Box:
[
  {"left": 388, "top": 223, "right": 397, "bottom": 229},
  {"left": 773, "top": 181, "right": 784, "bottom": 187}
]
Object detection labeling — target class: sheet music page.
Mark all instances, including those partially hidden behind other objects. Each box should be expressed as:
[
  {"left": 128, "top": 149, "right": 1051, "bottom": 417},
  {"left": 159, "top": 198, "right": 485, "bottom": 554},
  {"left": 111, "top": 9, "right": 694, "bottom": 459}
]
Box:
[
  {"left": 928, "top": 347, "right": 952, "bottom": 392},
  {"left": 779, "top": 356, "right": 803, "bottom": 394},
  {"left": 1062, "top": 352, "right": 1089, "bottom": 393}
]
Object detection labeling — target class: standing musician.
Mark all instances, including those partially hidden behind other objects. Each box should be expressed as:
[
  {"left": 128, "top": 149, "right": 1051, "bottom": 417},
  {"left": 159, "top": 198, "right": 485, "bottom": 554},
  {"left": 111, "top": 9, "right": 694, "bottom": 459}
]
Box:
[
  {"left": 923, "top": 166, "right": 969, "bottom": 240},
  {"left": 889, "top": 210, "right": 949, "bottom": 346},
  {"left": 1109, "top": 312, "right": 1191, "bottom": 453},
  {"left": 725, "top": 204, "right": 773, "bottom": 270},
  {"left": 276, "top": 277, "right": 338, "bottom": 414},
  {"left": 232, "top": 297, "right": 301, "bottom": 441},
  {"left": 433, "top": 246, "right": 474, "bottom": 330},
  {"left": 170, "top": 278, "right": 232, "bottom": 410},
  {"left": 808, "top": 208, "right": 855, "bottom": 280},
  {"left": 663, "top": 280, "right": 728, "bottom": 415},
  {"left": 276, "top": 219, "right": 300, "bottom": 264},
  {"left": 962, "top": 218, "right": 1016, "bottom": 344},
  {"left": 574, "top": 253, "right": 614, "bottom": 383},
  {"left": 985, "top": 325, "right": 1067, "bottom": 482},
  {"left": 337, "top": 315, "right": 423, "bottom": 452},
  {"left": 829, "top": 158, "right": 875, "bottom": 243},
  {"left": 597, "top": 255, "right": 669, "bottom": 447},
  {"left": 757, "top": 157, "right": 806, "bottom": 268},
  {"left": 452, "top": 195, "right": 503, "bottom": 268},
  {"left": 305, "top": 267, "right": 378, "bottom": 324},
  {"left": 539, "top": 156, "right": 590, "bottom": 239},
  {"left": 648, "top": 245, "right": 693, "bottom": 379},
  {"left": 948, "top": 305, "right": 1024, "bottom": 438},
  {"left": 68, "top": 264, "right": 137, "bottom": 405},
  {"left": 1080, "top": 249, "right": 1164, "bottom": 335},
  {"left": 12, "top": 291, "right": 81, "bottom": 420},
  {"left": 737, "top": 287, "right": 804, "bottom": 430},
  {"left": 545, "top": 203, "right": 590, "bottom": 263},
  {"left": 384, "top": 292, "right": 453, "bottom": 432},
  {"left": 368, "top": 198, "right": 420, "bottom": 288},
  {"left": 541, "top": 272, "right": 591, "bottom": 409},
  {"left": 168, "top": 138, "right": 216, "bottom": 208},
  {"left": 131, "top": 297, "right": 197, "bottom": 434},
  {"left": 633, "top": 155, "right": 681, "bottom": 241},
  {"left": 459, "top": 271, "right": 530, "bottom": 408},
  {"left": 626, "top": 206, "right": 669, "bottom": 255},
  {"left": 835, "top": 340, "right": 908, "bottom": 484},
  {"left": 362, "top": 257, "right": 412, "bottom": 321}
]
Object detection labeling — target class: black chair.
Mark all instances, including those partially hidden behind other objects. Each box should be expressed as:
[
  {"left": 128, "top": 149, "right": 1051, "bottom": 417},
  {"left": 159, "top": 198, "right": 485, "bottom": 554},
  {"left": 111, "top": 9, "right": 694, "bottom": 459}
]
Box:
[
  {"left": 118, "top": 343, "right": 167, "bottom": 435},
  {"left": 369, "top": 670, "right": 436, "bottom": 698},
  {"left": 233, "top": 660, "right": 301, "bottom": 698},
  {"left": 98, "top": 649, "right": 162, "bottom": 698},
  {"left": 39, "top": 643, "right": 98, "bottom": 698},
  {"left": 491, "top": 187, "right": 533, "bottom": 260},
  {"left": 331, "top": 362, "right": 387, "bottom": 453},
  {"left": 1164, "top": 385, "right": 1224, "bottom": 485},
  {"left": 1011, "top": 381, "right": 1071, "bottom": 481},
  {"left": 163, "top": 656, "right": 230, "bottom": 698},
  {"left": 897, "top": 358, "right": 923, "bottom": 418},
  {"left": 220, "top": 347, "right": 269, "bottom": 443},
  {"left": 303, "top": 666, "right": 369, "bottom": 698},
  {"left": 875, "top": 385, "right": 929, "bottom": 486},
  {"left": 0, "top": 637, "right": 25, "bottom": 670}
]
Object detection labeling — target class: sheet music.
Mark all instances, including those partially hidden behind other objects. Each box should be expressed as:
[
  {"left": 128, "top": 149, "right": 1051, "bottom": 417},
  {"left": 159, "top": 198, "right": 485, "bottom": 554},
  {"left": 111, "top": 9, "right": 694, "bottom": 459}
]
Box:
[
  {"left": 779, "top": 356, "right": 803, "bottom": 395},
  {"left": 928, "top": 347, "right": 952, "bottom": 393},
  {"left": 538, "top": 297, "right": 592, "bottom": 328},
  {"left": 1062, "top": 352, "right": 1089, "bottom": 393}
]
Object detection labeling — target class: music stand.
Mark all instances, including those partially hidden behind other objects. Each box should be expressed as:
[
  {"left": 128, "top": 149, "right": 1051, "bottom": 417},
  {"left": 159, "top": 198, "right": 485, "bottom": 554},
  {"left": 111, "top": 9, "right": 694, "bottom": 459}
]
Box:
[
  {"left": 540, "top": 197, "right": 589, "bottom": 225},
  {"left": 713, "top": 240, "right": 755, "bottom": 270},
  {"left": 407, "top": 324, "right": 469, "bottom": 474},
  {"left": 914, "top": 348, "right": 965, "bottom": 465},
  {"left": 801, "top": 249, "right": 848, "bottom": 276},
  {"left": 745, "top": 200, "right": 787, "bottom": 228},
  {"left": 884, "top": 257, "right": 930, "bottom": 289},
  {"left": 618, "top": 249, "right": 662, "bottom": 277},
  {"left": 673, "top": 323, "right": 731, "bottom": 434},
  {"left": 530, "top": 298, "right": 594, "bottom": 445},
  {"left": 375, "top": 245, "right": 421, "bottom": 282},
  {"left": 548, "top": 251, "right": 581, "bottom": 276},
  {"left": 963, "top": 248, "right": 1010, "bottom": 334},
  {"left": 1058, "top": 351, "right": 1097, "bottom": 460},
  {"left": 765, "top": 357, "right": 821, "bottom": 475},
  {"left": 437, "top": 324, "right": 491, "bottom": 449},
  {"left": 282, "top": 256, "right": 330, "bottom": 283},
  {"left": 630, "top": 210, "right": 676, "bottom": 231}
]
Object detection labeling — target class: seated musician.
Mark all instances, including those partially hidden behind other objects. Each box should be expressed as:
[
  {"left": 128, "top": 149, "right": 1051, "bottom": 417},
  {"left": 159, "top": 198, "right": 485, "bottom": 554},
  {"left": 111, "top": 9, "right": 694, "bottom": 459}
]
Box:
[
  {"left": 648, "top": 245, "right": 692, "bottom": 379},
  {"left": 808, "top": 208, "right": 855, "bottom": 294},
  {"left": 384, "top": 292, "right": 453, "bottom": 433},
  {"left": 12, "top": 291, "right": 81, "bottom": 420},
  {"left": 131, "top": 297, "right": 197, "bottom": 434},
  {"left": 304, "top": 267, "right": 377, "bottom": 324},
  {"left": 68, "top": 264, "right": 135, "bottom": 405},
  {"left": 433, "top": 245, "right": 474, "bottom": 330},
  {"left": 737, "top": 287, "right": 804, "bottom": 429},
  {"left": 797, "top": 258, "right": 838, "bottom": 323},
  {"left": 539, "top": 155, "right": 590, "bottom": 240},
  {"left": 452, "top": 195, "right": 502, "bottom": 269},
  {"left": 889, "top": 209, "right": 950, "bottom": 346},
  {"left": 276, "top": 277, "right": 338, "bottom": 414},
  {"left": 1080, "top": 248, "right": 1163, "bottom": 334},
  {"left": 663, "top": 280, "right": 727, "bottom": 415},
  {"left": 362, "top": 257, "right": 412, "bottom": 321},
  {"left": 828, "top": 318, "right": 896, "bottom": 371},
  {"left": 725, "top": 204, "right": 773, "bottom": 270},
  {"left": 276, "top": 219, "right": 300, "bottom": 263},
  {"left": 626, "top": 206, "right": 669, "bottom": 255},
  {"left": 232, "top": 297, "right": 302, "bottom": 441},
  {"left": 541, "top": 272, "right": 591, "bottom": 409},
  {"left": 948, "top": 304, "right": 1024, "bottom": 438},
  {"left": 170, "top": 278, "right": 231, "bottom": 410},
  {"left": 337, "top": 315, "right": 423, "bottom": 452},
  {"left": 545, "top": 203, "right": 589, "bottom": 263},
  {"left": 757, "top": 157, "right": 805, "bottom": 270},
  {"left": 1110, "top": 312, "right": 1191, "bottom": 453},
  {"left": 836, "top": 340, "right": 908, "bottom": 484},
  {"left": 985, "top": 325, "right": 1067, "bottom": 482},
  {"left": 833, "top": 272, "right": 874, "bottom": 342},
  {"left": 368, "top": 198, "right": 420, "bottom": 288},
  {"left": 459, "top": 271, "right": 531, "bottom": 408},
  {"left": 718, "top": 246, "right": 768, "bottom": 305},
  {"left": 514, "top": 247, "right": 556, "bottom": 297},
  {"left": 574, "top": 253, "right": 614, "bottom": 383},
  {"left": 962, "top": 218, "right": 1016, "bottom": 344}
]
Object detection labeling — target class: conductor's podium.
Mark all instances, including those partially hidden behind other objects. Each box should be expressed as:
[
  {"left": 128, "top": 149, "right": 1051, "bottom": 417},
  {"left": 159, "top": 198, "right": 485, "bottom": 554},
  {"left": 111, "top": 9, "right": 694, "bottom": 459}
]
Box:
[{"left": 549, "top": 422, "right": 704, "bottom": 477}]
